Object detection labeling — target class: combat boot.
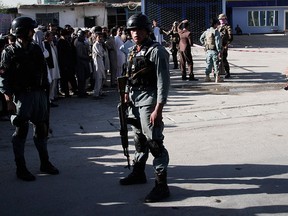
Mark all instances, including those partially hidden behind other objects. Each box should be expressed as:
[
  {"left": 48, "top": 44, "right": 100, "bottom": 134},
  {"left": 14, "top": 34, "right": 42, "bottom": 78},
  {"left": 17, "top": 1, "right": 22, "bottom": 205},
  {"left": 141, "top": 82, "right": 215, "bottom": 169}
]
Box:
[
  {"left": 119, "top": 163, "right": 147, "bottom": 185},
  {"left": 16, "top": 158, "right": 35, "bottom": 181},
  {"left": 144, "top": 172, "right": 170, "bottom": 203},
  {"left": 39, "top": 152, "right": 59, "bottom": 175},
  {"left": 225, "top": 71, "right": 231, "bottom": 79}
]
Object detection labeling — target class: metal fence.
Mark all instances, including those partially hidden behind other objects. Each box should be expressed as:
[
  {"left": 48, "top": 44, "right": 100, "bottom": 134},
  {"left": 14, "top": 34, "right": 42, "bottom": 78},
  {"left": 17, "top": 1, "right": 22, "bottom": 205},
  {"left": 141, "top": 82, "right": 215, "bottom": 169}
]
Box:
[{"left": 144, "top": 0, "right": 223, "bottom": 45}]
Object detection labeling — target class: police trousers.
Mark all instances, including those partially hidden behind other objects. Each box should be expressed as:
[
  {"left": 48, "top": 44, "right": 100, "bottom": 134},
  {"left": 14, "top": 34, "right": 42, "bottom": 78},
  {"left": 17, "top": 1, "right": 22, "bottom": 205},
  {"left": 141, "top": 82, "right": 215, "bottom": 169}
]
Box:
[
  {"left": 128, "top": 104, "right": 169, "bottom": 174},
  {"left": 11, "top": 90, "right": 49, "bottom": 161}
]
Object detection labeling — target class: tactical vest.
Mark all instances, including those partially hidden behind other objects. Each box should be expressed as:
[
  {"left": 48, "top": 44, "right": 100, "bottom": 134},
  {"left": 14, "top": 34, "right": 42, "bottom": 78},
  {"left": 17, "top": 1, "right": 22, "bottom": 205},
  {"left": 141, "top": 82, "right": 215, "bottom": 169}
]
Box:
[
  {"left": 126, "top": 42, "right": 159, "bottom": 89},
  {"left": 3, "top": 42, "right": 48, "bottom": 92},
  {"left": 205, "top": 30, "right": 216, "bottom": 50}
]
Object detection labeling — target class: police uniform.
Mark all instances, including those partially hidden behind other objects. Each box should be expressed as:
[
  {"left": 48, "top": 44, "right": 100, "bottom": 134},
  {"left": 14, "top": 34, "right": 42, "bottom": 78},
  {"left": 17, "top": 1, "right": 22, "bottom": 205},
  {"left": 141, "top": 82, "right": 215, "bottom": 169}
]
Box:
[
  {"left": 126, "top": 38, "right": 170, "bottom": 174},
  {"left": 0, "top": 17, "right": 59, "bottom": 181}
]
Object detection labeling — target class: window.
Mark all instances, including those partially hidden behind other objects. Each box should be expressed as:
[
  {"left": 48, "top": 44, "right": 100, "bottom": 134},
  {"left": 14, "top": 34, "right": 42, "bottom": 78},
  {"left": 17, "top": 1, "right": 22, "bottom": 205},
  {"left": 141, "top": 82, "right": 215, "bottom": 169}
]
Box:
[
  {"left": 248, "top": 10, "right": 278, "bottom": 27},
  {"left": 267, "top": 11, "right": 278, "bottom": 26}
]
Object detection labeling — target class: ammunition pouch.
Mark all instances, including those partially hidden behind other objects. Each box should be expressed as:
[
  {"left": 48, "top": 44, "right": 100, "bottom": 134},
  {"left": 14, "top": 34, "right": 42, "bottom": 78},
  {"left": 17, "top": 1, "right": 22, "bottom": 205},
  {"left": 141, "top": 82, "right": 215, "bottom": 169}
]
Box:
[{"left": 127, "top": 50, "right": 157, "bottom": 89}]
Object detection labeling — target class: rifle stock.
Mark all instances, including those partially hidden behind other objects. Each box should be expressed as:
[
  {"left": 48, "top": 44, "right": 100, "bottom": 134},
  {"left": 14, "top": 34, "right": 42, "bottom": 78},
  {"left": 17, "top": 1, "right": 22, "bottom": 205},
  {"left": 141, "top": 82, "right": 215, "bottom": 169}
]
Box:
[{"left": 117, "top": 76, "right": 130, "bottom": 169}]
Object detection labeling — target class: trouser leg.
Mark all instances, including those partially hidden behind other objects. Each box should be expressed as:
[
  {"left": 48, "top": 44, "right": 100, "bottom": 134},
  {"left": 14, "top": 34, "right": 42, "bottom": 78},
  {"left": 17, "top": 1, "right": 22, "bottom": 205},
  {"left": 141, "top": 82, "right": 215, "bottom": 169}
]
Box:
[
  {"left": 12, "top": 122, "right": 35, "bottom": 181},
  {"left": 33, "top": 122, "right": 59, "bottom": 175},
  {"left": 119, "top": 131, "right": 148, "bottom": 185}
]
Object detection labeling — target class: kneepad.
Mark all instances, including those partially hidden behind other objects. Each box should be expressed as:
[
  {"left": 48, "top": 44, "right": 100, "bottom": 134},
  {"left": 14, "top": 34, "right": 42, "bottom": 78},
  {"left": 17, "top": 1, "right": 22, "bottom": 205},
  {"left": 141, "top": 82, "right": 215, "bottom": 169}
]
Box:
[
  {"left": 134, "top": 133, "right": 147, "bottom": 152},
  {"left": 147, "top": 140, "right": 164, "bottom": 157}
]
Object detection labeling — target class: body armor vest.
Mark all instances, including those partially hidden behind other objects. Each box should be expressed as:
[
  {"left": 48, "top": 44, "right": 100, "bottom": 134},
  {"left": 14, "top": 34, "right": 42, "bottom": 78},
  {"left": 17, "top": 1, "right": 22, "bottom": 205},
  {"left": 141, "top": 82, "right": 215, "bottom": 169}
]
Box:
[
  {"left": 4, "top": 42, "right": 48, "bottom": 92},
  {"left": 126, "top": 42, "right": 158, "bottom": 89}
]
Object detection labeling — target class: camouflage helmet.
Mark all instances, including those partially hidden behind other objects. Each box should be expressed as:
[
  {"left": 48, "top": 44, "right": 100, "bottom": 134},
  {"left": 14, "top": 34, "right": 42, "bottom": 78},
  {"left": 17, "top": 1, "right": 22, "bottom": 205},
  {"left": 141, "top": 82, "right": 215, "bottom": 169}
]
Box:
[
  {"left": 218, "top": 13, "right": 227, "bottom": 20},
  {"left": 126, "top": 13, "right": 152, "bottom": 32},
  {"left": 11, "top": 16, "right": 37, "bottom": 38}
]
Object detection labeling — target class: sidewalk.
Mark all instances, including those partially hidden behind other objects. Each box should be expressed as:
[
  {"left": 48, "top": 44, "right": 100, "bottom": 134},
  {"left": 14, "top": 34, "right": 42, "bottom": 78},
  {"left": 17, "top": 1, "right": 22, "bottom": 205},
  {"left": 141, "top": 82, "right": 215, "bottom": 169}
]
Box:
[{"left": 0, "top": 34, "right": 288, "bottom": 216}]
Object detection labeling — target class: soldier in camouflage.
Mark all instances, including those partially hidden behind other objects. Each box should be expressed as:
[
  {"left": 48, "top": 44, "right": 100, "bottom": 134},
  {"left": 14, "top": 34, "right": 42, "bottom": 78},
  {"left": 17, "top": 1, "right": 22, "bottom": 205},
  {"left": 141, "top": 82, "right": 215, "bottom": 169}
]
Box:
[{"left": 218, "top": 13, "right": 233, "bottom": 78}]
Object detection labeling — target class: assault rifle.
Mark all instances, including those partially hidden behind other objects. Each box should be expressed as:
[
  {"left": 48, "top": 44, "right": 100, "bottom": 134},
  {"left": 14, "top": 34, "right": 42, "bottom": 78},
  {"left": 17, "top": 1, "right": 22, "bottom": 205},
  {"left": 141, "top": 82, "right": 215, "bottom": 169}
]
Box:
[{"left": 117, "top": 76, "right": 130, "bottom": 169}]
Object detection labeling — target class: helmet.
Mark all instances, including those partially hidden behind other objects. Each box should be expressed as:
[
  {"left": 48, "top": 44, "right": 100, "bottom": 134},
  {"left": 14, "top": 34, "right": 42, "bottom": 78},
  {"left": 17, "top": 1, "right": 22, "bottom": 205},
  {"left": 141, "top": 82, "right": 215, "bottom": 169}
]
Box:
[
  {"left": 218, "top": 13, "right": 227, "bottom": 20},
  {"left": 126, "top": 13, "right": 152, "bottom": 32},
  {"left": 11, "top": 16, "right": 37, "bottom": 38}
]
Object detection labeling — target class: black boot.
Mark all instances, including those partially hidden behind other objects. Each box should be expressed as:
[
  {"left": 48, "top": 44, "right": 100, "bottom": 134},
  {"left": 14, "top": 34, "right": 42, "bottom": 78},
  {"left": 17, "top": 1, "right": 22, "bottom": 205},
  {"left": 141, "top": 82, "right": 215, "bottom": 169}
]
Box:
[
  {"left": 188, "top": 65, "right": 198, "bottom": 81},
  {"left": 225, "top": 71, "right": 231, "bottom": 79},
  {"left": 39, "top": 152, "right": 59, "bottom": 175},
  {"left": 119, "top": 163, "right": 147, "bottom": 185},
  {"left": 182, "top": 75, "right": 188, "bottom": 80},
  {"left": 16, "top": 158, "right": 35, "bottom": 181},
  {"left": 189, "top": 74, "right": 198, "bottom": 81},
  {"left": 144, "top": 172, "right": 170, "bottom": 203}
]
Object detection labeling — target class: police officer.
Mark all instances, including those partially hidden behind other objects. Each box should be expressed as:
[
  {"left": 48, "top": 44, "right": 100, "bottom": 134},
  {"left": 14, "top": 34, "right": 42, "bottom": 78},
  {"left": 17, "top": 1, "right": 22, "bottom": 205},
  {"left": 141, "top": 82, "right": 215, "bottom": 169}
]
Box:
[
  {"left": 218, "top": 13, "right": 233, "bottom": 78},
  {"left": 119, "top": 13, "right": 170, "bottom": 203},
  {"left": 0, "top": 17, "right": 59, "bottom": 181}
]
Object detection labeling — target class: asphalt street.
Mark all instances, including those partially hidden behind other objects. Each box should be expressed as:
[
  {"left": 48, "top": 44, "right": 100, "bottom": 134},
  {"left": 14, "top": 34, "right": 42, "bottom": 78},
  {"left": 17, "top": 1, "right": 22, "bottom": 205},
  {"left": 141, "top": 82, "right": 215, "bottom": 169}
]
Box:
[{"left": 0, "top": 34, "right": 288, "bottom": 216}]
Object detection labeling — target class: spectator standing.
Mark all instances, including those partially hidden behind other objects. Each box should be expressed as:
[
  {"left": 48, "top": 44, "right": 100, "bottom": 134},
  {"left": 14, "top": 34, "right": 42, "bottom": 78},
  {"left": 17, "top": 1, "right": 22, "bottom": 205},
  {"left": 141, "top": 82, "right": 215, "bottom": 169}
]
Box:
[
  {"left": 57, "top": 28, "right": 78, "bottom": 97},
  {"left": 75, "top": 30, "right": 91, "bottom": 98},
  {"left": 43, "top": 31, "right": 61, "bottom": 106},
  {"left": 152, "top": 19, "right": 163, "bottom": 44},
  {"left": 163, "top": 21, "right": 180, "bottom": 69},
  {"left": 91, "top": 26, "right": 106, "bottom": 99},
  {"left": 105, "top": 27, "right": 118, "bottom": 87},
  {"left": 177, "top": 19, "right": 198, "bottom": 81},
  {"left": 115, "top": 26, "right": 126, "bottom": 77}
]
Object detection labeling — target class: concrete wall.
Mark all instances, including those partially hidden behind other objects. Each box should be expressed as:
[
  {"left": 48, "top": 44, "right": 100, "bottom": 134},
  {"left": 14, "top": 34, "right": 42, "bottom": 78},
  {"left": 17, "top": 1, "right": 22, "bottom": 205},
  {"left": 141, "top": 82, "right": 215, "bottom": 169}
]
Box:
[{"left": 18, "top": 5, "right": 107, "bottom": 28}]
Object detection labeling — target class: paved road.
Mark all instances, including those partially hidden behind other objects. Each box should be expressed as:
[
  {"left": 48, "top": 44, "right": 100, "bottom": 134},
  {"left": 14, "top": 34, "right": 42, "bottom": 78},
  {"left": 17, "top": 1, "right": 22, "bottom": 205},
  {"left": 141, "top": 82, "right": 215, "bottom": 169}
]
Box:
[{"left": 0, "top": 34, "right": 288, "bottom": 216}]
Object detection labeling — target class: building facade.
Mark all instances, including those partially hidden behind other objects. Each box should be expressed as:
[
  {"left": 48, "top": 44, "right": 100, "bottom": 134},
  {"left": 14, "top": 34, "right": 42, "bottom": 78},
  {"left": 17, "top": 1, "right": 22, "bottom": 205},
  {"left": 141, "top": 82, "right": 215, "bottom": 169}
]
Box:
[
  {"left": 227, "top": 0, "right": 288, "bottom": 34},
  {"left": 17, "top": 1, "right": 141, "bottom": 29}
]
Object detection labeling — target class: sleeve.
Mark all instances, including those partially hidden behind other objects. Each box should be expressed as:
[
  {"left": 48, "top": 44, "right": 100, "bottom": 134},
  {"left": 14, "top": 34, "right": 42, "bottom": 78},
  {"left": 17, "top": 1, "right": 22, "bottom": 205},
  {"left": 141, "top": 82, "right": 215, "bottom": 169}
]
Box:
[
  {"left": 199, "top": 31, "right": 206, "bottom": 45},
  {"left": 150, "top": 46, "right": 170, "bottom": 104},
  {"left": 227, "top": 25, "right": 233, "bottom": 43}
]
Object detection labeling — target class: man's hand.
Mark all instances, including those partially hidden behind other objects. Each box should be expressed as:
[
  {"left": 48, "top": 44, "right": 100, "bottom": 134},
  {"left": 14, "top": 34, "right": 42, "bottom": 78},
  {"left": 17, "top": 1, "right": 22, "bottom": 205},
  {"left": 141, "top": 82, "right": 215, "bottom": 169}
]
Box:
[
  {"left": 4, "top": 94, "right": 16, "bottom": 113},
  {"left": 150, "top": 103, "right": 164, "bottom": 126}
]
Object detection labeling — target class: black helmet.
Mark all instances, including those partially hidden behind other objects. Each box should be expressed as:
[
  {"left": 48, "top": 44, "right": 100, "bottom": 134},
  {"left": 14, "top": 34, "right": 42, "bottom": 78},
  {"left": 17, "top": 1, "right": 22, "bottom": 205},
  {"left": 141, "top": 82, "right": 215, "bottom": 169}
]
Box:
[
  {"left": 11, "top": 16, "right": 37, "bottom": 38},
  {"left": 126, "top": 13, "right": 152, "bottom": 32}
]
